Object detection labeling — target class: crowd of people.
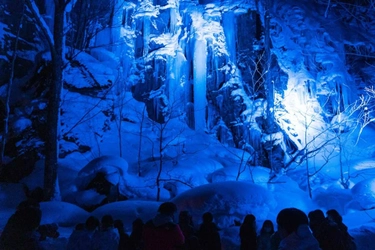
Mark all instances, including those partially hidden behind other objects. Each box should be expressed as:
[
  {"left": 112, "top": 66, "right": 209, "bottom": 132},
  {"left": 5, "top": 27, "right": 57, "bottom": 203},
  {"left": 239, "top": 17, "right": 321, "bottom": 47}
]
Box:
[{"left": 0, "top": 198, "right": 357, "bottom": 250}]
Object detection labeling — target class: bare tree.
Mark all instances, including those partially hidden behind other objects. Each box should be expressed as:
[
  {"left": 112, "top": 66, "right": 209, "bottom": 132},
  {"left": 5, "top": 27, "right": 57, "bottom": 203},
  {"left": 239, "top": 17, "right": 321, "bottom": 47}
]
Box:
[
  {"left": 284, "top": 88, "right": 375, "bottom": 195},
  {"left": 26, "top": 0, "right": 76, "bottom": 200},
  {"left": 0, "top": 3, "right": 26, "bottom": 167}
]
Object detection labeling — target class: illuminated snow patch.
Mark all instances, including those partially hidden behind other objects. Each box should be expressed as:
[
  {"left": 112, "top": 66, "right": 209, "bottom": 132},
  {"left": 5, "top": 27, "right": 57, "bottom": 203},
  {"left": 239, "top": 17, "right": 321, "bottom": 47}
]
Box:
[{"left": 352, "top": 178, "right": 375, "bottom": 210}]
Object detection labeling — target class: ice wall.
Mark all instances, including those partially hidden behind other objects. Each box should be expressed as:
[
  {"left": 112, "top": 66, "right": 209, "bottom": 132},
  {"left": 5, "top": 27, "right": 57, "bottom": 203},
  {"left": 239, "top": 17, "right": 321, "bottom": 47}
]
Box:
[{"left": 114, "top": 0, "right": 368, "bottom": 154}]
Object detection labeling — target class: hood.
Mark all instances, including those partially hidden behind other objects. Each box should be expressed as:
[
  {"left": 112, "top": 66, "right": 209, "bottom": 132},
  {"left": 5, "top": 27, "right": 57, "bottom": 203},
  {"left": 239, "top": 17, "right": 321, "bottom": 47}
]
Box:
[{"left": 152, "top": 214, "right": 174, "bottom": 227}]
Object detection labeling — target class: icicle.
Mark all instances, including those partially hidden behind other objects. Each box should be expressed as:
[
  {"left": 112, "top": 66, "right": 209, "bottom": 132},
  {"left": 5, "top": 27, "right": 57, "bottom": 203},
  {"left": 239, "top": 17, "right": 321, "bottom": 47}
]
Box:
[
  {"left": 143, "top": 16, "right": 150, "bottom": 56},
  {"left": 222, "top": 11, "right": 236, "bottom": 63},
  {"left": 172, "top": 51, "right": 187, "bottom": 114},
  {"left": 168, "top": 52, "right": 186, "bottom": 108},
  {"left": 193, "top": 37, "right": 207, "bottom": 131},
  {"left": 170, "top": 7, "right": 178, "bottom": 34}
]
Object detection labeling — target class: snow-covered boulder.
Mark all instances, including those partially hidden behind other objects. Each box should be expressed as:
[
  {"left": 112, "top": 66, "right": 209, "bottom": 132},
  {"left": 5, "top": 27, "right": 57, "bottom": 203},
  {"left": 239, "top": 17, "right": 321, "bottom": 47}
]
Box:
[
  {"left": 91, "top": 200, "right": 161, "bottom": 232},
  {"left": 172, "top": 181, "right": 277, "bottom": 229},
  {"left": 352, "top": 178, "right": 375, "bottom": 209},
  {"left": 12, "top": 117, "right": 32, "bottom": 134},
  {"left": 40, "top": 201, "right": 90, "bottom": 227},
  {"left": 76, "top": 155, "right": 129, "bottom": 189},
  {"left": 74, "top": 155, "right": 136, "bottom": 201}
]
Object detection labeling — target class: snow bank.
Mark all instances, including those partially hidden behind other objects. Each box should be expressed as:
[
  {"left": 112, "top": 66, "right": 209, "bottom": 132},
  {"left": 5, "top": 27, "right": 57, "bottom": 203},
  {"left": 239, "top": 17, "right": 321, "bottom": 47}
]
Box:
[
  {"left": 172, "top": 181, "right": 277, "bottom": 229},
  {"left": 40, "top": 201, "right": 90, "bottom": 227},
  {"left": 350, "top": 224, "right": 375, "bottom": 250},
  {"left": 91, "top": 200, "right": 161, "bottom": 233},
  {"left": 352, "top": 178, "right": 375, "bottom": 209},
  {"left": 208, "top": 166, "right": 270, "bottom": 183}
]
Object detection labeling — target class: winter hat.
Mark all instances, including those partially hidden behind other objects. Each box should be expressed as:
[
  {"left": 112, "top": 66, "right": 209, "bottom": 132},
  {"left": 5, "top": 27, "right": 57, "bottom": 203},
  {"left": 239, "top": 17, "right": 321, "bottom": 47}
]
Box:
[
  {"left": 277, "top": 208, "right": 308, "bottom": 235},
  {"left": 157, "top": 202, "right": 177, "bottom": 216}
]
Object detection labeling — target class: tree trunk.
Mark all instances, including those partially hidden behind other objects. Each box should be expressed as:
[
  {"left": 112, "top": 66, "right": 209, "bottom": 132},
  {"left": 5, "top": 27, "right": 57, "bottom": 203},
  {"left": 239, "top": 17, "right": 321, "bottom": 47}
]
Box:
[
  {"left": 156, "top": 127, "right": 163, "bottom": 201},
  {"left": 44, "top": 1, "right": 66, "bottom": 201}
]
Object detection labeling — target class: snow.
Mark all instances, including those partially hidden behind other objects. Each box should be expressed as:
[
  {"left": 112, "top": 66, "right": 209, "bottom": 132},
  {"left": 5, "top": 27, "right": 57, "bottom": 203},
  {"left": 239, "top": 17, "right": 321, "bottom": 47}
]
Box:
[
  {"left": 91, "top": 201, "right": 161, "bottom": 233},
  {"left": 11, "top": 117, "right": 32, "bottom": 134},
  {"left": 172, "top": 181, "right": 277, "bottom": 228},
  {"left": 2, "top": 0, "right": 375, "bottom": 249},
  {"left": 75, "top": 156, "right": 129, "bottom": 189},
  {"left": 352, "top": 178, "right": 375, "bottom": 210},
  {"left": 40, "top": 201, "right": 90, "bottom": 227}
]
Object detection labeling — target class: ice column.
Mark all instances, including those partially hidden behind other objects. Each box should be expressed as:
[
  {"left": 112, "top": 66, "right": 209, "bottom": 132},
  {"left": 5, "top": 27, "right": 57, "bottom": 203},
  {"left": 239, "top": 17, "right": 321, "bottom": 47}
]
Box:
[
  {"left": 111, "top": 1, "right": 126, "bottom": 54},
  {"left": 143, "top": 16, "right": 151, "bottom": 56},
  {"left": 223, "top": 11, "right": 236, "bottom": 63},
  {"left": 193, "top": 38, "right": 207, "bottom": 131},
  {"left": 169, "top": 51, "right": 187, "bottom": 115},
  {"left": 170, "top": 7, "right": 178, "bottom": 34}
]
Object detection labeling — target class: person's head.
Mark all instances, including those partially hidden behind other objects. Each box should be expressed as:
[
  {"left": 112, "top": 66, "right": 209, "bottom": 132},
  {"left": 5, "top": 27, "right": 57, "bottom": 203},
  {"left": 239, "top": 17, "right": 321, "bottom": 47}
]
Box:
[
  {"left": 101, "top": 215, "right": 114, "bottom": 229},
  {"left": 242, "top": 214, "right": 256, "bottom": 226},
  {"left": 158, "top": 202, "right": 178, "bottom": 217},
  {"left": 86, "top": 216, "right": 99, "bottom": 231},
  {"left": 202, "top": 212, "right": 214, "bottom": 223},
  {"left": 179, "top": 210, "right": 193, "bottom": 225},
  {"left": 261, "top": 220, "right": 274, "bottom": 234},
  {"left": 326, "top": 209, "right": 342, "bottom": 224},
  {"left": 277, "top": 208, "right": 308, "bottom": 238},
  {"left": 308, "top": 209, "right": 325, "bottom": 230}
]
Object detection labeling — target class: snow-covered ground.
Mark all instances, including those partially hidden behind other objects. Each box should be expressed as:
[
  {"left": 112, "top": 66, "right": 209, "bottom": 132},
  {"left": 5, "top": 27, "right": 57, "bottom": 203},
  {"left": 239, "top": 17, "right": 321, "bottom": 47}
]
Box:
[{"left": 2, "top": 117, "right": 375, "bottom": 249}]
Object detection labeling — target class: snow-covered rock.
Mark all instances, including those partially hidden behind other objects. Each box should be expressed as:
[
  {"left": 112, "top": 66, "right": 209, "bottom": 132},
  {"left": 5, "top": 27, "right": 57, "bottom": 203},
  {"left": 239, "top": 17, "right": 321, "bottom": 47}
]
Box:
[
  {"left": 75, "top": 155, "right": 129, "bottom": 189},
  {"left": 172, "top": 181, "right": 277, "bottom": 229},
  {"left": 12, "top": 117, "right": 32, "bottom": 134},
  {"left": 352, "top": 178, "right": 375, "bottom": 210},
  {"left": 91, "top": 200, "right": 161, "bottom": 232},
  {"left": 40, "top": 201, "right": 90, "bottom": 227}
]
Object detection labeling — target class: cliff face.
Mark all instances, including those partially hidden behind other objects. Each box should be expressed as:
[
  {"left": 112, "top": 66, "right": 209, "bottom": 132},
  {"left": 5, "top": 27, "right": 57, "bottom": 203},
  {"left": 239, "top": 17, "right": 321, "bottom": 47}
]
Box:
[
  {"left": 123, "top": 0, "right": 375, "bottom": 159},
  {"left": 1, "top": 0, "right": 374, "bottom": 177}
]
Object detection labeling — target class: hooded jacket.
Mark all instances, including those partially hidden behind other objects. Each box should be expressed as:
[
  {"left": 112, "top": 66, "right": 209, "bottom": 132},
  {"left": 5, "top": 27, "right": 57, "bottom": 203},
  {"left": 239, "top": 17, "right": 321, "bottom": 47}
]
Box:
[
  {"left": 278, "top": 224, "right": 321, "bottom": 250},
  {"left": 142, "top": 214, "right": 185, "bottom": 250}
]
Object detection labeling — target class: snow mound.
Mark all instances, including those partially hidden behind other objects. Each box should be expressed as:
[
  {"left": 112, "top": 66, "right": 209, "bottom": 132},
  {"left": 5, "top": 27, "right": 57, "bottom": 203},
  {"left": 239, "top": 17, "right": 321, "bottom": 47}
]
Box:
[
  {"left": 75, "top": 155, "right": 129, "bottom": 189},
  {"left": 208, "top": 166, "right": 270, "bottom": 183},
  {"left": 172, "top": 181, "right": 277, "bottom": 229},
  {"left": 352, "top": 178, "right": 375, "bottom": 209},
  {"left": 350, "top": 224, "right": 375, "bottom": 250},
  {"left": 40, "top": 201, "right": 90, "bottom": 227},
  {"left": 91, "top": 200, "right": 161, "bottom": 232}
]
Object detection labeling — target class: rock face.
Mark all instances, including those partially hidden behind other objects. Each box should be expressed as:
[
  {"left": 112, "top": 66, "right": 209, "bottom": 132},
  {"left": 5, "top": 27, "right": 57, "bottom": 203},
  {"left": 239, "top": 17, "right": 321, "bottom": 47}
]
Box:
[
  {"left": 124, "top": 0, "right": 375, "bottom": 165},
  {"left": 1, "top": 0, "right": 375, "bottom": 177}
]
